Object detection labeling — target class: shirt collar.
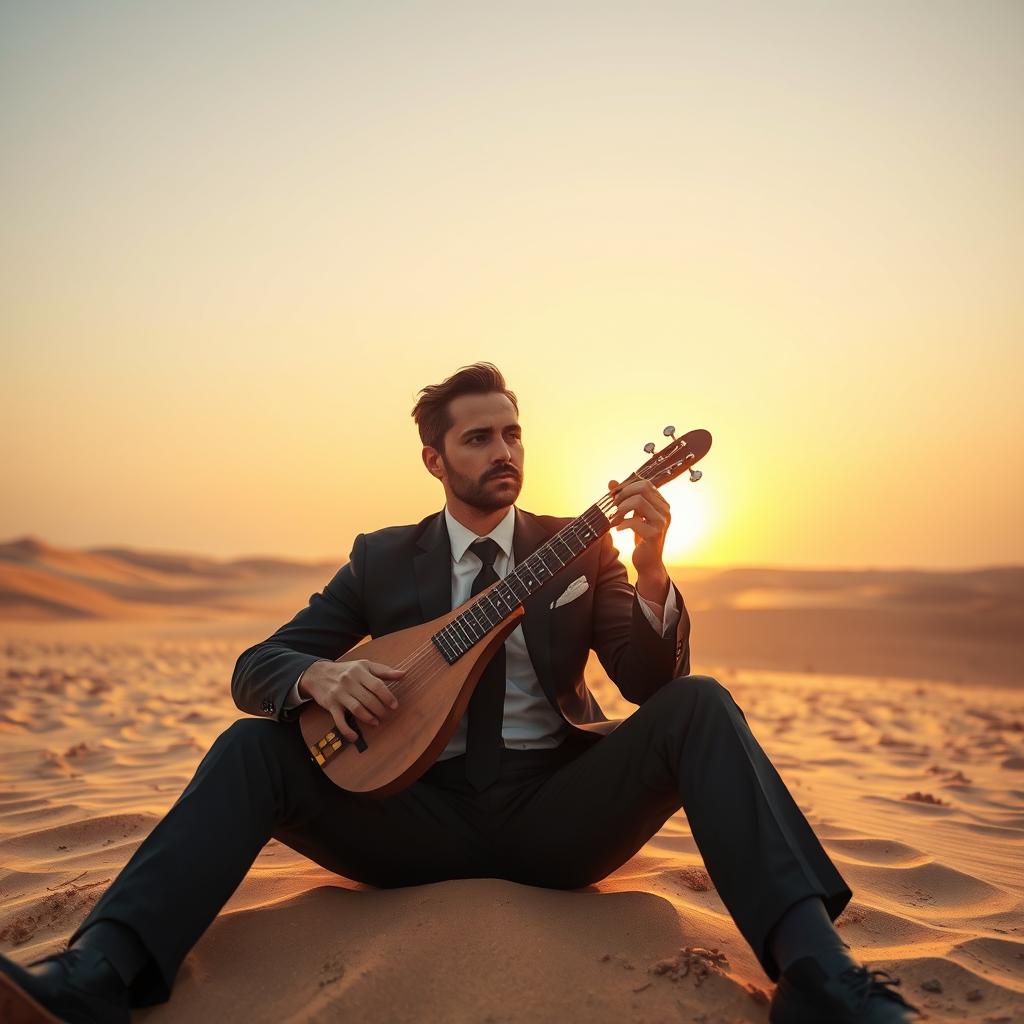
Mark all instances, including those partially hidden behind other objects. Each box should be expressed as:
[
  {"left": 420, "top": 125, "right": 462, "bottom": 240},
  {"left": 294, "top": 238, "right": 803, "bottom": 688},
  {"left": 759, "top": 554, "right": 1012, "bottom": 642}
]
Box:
[{"left": 444, "top": 504, "right": 516, "bottom": 565}]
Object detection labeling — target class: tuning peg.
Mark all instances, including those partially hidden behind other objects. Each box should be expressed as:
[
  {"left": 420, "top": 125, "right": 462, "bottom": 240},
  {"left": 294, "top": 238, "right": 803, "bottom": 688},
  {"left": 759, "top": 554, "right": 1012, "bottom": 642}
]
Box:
[
  {"left": 662, "top": 425, "right": 675, "bottom": 438},
  {"left": 688, "top": 468, "right": 702, "bottom": 483},
  {"left": 644, "top": 442, "right": 656, "bottom": 454}
]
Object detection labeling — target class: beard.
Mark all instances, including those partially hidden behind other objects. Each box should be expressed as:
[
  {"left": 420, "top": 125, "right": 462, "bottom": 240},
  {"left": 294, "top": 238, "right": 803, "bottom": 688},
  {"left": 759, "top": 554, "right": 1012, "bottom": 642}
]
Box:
[{"left": 443, "top": 459, "right": 522, "bottom": 511}]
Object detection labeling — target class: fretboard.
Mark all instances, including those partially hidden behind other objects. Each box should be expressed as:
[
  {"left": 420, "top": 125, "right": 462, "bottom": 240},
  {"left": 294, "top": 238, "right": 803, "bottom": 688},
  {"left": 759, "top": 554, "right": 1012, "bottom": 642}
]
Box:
[{"left": 431, "top": 504, "right": 611, "bottom": 665}]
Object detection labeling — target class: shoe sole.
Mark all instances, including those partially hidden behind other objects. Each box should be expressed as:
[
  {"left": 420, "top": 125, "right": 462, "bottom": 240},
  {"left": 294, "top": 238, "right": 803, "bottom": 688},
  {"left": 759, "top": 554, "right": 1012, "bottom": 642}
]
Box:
[{"left": 0, "top": 973, "right": 64, "bottom": 1024}]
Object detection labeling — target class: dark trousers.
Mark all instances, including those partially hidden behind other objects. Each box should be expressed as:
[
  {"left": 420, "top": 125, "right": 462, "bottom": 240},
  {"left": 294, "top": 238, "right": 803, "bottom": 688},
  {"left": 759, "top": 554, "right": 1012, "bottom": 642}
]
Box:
[{"left": 69, "top": 675, "right": 852, "bottom": 1005}]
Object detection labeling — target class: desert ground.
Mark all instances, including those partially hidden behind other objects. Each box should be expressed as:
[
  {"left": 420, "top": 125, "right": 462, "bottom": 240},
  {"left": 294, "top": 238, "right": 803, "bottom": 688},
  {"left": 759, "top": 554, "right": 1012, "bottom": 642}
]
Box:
[{"left": 1, "top": 536, "right": 1022, "bottom": 1022}]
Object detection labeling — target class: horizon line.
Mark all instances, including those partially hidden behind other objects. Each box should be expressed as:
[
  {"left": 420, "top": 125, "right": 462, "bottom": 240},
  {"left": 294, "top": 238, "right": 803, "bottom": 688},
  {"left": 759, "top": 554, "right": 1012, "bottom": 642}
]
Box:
[{"left": 2, "top": 533, "right": 1021, "bottom": 576}]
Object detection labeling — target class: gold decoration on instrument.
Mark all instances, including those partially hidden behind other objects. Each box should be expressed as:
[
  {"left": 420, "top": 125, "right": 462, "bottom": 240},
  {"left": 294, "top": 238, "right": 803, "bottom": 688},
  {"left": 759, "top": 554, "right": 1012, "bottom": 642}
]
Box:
[{"left": 308, "top": 729, "right": 344, "bottom": 766}]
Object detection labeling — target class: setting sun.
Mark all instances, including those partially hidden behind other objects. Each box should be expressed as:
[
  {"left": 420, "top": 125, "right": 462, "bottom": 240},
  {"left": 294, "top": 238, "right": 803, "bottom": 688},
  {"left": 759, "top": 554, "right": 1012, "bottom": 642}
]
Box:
[{"left": 610, "top": 475, "right": 716, "bottom": 572}]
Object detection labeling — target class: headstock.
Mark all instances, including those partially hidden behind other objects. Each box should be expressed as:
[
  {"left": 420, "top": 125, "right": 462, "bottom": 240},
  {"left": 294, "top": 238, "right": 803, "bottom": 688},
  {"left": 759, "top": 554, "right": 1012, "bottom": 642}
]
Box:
[{"left": 624, "top": 426, "right": 712, "bottom": 491}]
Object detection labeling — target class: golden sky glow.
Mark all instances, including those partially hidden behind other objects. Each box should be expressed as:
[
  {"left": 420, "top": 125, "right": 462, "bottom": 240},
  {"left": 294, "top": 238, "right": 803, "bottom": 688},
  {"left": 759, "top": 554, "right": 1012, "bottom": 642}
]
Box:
[{"left": 2, "top": 3, "right": 1021, "bottom": 569}]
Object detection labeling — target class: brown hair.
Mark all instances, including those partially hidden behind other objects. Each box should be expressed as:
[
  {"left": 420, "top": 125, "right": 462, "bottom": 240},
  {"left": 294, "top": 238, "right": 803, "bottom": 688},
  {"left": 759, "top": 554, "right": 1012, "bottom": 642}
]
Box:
[{"left": 411, "top": 362, "right": 519, "bottom": 454}]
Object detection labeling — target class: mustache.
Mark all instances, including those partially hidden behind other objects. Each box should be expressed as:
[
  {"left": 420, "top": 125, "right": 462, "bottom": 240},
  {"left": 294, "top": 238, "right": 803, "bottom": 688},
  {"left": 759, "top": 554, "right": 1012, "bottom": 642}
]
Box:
[{"left": 486, "top": 467, "right": 520, "bottom": 481}]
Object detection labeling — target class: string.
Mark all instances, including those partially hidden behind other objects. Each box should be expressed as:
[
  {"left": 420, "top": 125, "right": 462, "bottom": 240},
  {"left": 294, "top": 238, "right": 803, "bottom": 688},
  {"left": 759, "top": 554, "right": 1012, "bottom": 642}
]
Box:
[
  {"left": 376, "top": 461, "right": 667, "bottom": 706},
  {"left": 369, "top": 459, "right": 667, "bottom": 709},
  {"left": 385, "top": 487, "right": 626, "bottom": 688}
]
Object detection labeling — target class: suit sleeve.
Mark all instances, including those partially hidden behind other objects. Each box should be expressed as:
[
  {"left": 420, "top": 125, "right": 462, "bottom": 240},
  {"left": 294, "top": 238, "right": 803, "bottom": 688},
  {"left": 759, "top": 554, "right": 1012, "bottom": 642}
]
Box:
[
  {"left": 231, "top": 533, "right": 370, "bottom": 722},
  {"left": 282, "top": 663, "right": 315, "bottom": 712},
  {"left": 589, "top": 531, "right": 691, "bottom": 705}
]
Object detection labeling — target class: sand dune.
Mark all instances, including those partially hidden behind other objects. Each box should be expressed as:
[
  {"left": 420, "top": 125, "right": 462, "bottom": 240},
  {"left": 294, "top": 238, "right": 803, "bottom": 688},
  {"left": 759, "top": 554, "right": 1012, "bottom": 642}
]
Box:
[
  {"left": 0, "top": 537, "right": 335, "bottom": 623},
  {"left": 673, "top": 565, "right": 1024, "bottom": 688}
]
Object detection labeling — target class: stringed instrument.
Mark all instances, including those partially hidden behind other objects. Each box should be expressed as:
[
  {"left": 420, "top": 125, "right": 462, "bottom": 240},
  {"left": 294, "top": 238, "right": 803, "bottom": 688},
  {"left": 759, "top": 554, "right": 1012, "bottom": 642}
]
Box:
[{"left": 299, "top": 425, "right": 712, "bottom": 797}]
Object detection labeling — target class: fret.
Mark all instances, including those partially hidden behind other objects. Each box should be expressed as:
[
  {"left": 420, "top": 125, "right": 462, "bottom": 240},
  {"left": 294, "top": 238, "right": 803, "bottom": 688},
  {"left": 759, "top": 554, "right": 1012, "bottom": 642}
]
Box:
[
  {"left": 543, "top": 547, "right": 565, "bottom": 571},
  {"left": 480, "top": 596, "right": 500, "bottom": 627},
  {"left": 451, "top": 625, "right": 467, "bottom": 654},
  {"left": 432, "top": 504, "right": 614, "bottom": 667},
  {"left": 445, "top": 624, "right": 468, "bottom": 657},
  {"left": 480, "top": 595, "right": 502, "bottom": 627},
  {"left": 506, "top": 574, "right": 531, "bottom": 602},
  {"left": 547, "top": 543, "right": 566, "bottom": 568},
  {"left": 491, "top": 583, "right": 514, "bottom": 612},
  {"left": 432, "top": 631, "right": 459, "bottom": 664},
  {"left": 451, "top": 615, "right": 474, "bottom": 651},
  {"left": 446, "top": 619, "right": 466, "bottom": 651},
  {"left": 467, "top": 603, "right": 487, "bottom": 634},
  {"left": 464, "top": 605, "right": 487, "bottom": 639},
  {"left": 472, "top": 599, "right": 495, "bottom": 632},
  {"left": 551, "top": 533, "right": 575, "bottom": 561},
  {"left": 522, "top": 560, "right": 543, "bottom": 588}
]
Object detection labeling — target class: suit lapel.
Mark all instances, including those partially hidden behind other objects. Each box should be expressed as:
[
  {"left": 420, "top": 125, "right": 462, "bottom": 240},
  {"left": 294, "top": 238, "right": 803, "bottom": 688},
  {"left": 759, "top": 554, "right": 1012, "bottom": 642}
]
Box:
[
  {"left": 512, "top": 508, "right": 558, "bottom": 709},
  {"left": 413, "top": 510, "right": 454, "bottom": 623}
]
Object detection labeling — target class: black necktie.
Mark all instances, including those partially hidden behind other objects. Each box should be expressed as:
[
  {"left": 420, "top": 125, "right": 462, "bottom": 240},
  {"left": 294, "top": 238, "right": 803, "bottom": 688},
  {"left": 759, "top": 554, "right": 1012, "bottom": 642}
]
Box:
[{"left": 464, "top": 538, "right": 506, "bottom": 791}]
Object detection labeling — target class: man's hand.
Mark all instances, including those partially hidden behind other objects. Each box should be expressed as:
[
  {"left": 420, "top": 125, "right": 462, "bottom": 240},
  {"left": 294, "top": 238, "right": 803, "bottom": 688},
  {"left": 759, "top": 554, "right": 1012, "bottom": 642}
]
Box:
[
  {"left": 607, "top": 476, "right": 672, "bottom": 603},
  {"left": 299, "top": 659, "right": 403, "bottom": 743}
]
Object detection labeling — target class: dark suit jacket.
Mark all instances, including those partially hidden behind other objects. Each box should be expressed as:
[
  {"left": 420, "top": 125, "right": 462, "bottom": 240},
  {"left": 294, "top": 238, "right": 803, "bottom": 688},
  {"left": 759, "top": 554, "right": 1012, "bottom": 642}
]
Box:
[{"left": 231, "top": 506, "right": 692, "bottom": 746}]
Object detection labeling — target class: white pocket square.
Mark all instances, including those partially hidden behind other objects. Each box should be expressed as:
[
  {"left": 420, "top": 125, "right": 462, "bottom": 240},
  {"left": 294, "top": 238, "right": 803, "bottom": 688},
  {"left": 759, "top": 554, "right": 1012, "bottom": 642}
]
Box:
[{"left": 550, "top": 575, "right": 589, "bottom": 610}]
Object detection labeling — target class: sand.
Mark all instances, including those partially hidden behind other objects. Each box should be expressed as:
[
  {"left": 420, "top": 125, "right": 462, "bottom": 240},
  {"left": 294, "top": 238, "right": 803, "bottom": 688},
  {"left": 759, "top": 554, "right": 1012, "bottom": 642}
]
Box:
[{"left": 1, "top": 538, "right": 1022, "bottom": 1022}]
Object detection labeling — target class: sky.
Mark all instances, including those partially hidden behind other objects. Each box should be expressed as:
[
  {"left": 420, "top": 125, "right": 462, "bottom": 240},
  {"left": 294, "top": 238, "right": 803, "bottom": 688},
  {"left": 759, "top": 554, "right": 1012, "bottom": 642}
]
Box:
[{"left": 2, "top": 1, "right": 1021, "bottom": 570}]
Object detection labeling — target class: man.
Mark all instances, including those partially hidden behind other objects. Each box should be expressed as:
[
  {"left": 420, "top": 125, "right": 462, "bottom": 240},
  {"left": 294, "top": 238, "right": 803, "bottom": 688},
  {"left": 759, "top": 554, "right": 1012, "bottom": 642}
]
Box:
[{"left": 0, "top": 363, "right": 919, "bottom": 1023}]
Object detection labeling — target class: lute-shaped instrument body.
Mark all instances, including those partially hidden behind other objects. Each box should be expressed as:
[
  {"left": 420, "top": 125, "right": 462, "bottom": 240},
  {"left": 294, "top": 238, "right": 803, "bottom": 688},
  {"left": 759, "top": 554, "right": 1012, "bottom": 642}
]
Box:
[
  {"left": 300, "top": 426, "right": 712, "bottom": 797},
  {"left": 300, "top": 584, "right": 521, "bottom": 797}
]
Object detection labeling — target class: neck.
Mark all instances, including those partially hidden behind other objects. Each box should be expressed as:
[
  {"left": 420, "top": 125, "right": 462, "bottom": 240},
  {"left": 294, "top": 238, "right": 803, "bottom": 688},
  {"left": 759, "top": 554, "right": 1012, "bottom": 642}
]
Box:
[
  {"left": 432, "top": 501, "right": 612, "bottom": 664},
  {"left": 445, "top": 498, "right": 512, "bottom": 538}
]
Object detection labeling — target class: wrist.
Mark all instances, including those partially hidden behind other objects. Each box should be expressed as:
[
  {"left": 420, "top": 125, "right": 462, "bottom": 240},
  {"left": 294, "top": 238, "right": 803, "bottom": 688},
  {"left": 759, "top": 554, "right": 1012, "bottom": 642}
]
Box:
[
  {"left": 636, "top": 569, "right": 670, "bottom": 605},
  {"left": 298, "top": 659, "right": 330, "bottom": 700}
]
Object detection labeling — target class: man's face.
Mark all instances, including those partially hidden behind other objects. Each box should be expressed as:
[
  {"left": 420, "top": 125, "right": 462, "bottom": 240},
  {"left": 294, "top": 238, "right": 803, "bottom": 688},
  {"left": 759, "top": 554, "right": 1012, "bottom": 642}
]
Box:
[{"left": 430, "top": 392, "right": 524, "bottom": 511}]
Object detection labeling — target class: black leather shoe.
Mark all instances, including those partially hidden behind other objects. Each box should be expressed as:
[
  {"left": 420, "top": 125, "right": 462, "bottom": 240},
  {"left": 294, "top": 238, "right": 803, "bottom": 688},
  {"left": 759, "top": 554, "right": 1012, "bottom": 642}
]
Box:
[
  {"left": 0, "top": 946, "right": 131, "bottom": 1024},
  {"left": 769, "top": 949, "right": 922, "bottom": 1023}
]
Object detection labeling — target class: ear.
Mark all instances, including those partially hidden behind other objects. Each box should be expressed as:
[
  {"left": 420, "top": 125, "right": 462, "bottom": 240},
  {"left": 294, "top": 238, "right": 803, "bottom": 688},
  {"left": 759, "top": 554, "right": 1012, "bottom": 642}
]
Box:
[{"left": 422, "top": 446, "right": 445, "bottom": 481}]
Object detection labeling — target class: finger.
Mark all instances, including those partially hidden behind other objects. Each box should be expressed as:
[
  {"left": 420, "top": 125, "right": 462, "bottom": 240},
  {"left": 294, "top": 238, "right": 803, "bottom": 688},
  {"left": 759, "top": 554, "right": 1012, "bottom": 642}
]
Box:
[
  {"left": 610, "top": 480, "right": 642, "bottom": 502},
  {"left": 612, "top": 478, "right": 655, "bottom": 497},
  {"left": 610, "top": 496, "right": 663, "bottom": 526},
  {"left": 609, "top": 507, "right": 642, "bottom": 529},
  {"left": 629, "top": 495, "right": 667, "bottom": 525},
  {"left": 617, "top": 479, "right": 668, "bottom": 513},
  {"left": 340, "top": 691, "right": 379, "bottom": 728},
  {"left": 355, "top": 680, "right": 393, "bottom": 718},
  {"left": 326, "top": 699, "right": 360, "bottom": 742},
  {"left": 609, "top": 494, "right": 640, "bottom": 519},
  {"left": 367, "top": 661, "right": 406, "bottom": 678},
  {"left": 614, "top": 512, "right": 663, "bottom": 538},
  {"left": 620, "top": 526, "right": 660, "bottom": 548},
  {"left": 615, "top": 514, "right": 651, "bottom": 533},
  {"left": 614, "top": 510, "right": 642, "bottom": 529},
  {"left": 367, "top": 677, "right": 399, "bottom": 710}
]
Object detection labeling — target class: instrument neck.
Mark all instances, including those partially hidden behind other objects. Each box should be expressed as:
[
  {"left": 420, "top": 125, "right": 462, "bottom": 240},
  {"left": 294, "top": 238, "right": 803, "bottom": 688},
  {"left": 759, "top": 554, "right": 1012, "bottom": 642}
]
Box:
[{"left": 432, "top": 503, "right": 612, "bottom": 665}]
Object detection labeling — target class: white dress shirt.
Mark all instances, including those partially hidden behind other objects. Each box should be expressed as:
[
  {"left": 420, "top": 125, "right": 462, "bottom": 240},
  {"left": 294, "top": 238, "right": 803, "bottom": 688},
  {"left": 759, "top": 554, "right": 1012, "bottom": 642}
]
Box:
[{"left": 283, "top": 504, "right": 680, "bottom": 758}]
